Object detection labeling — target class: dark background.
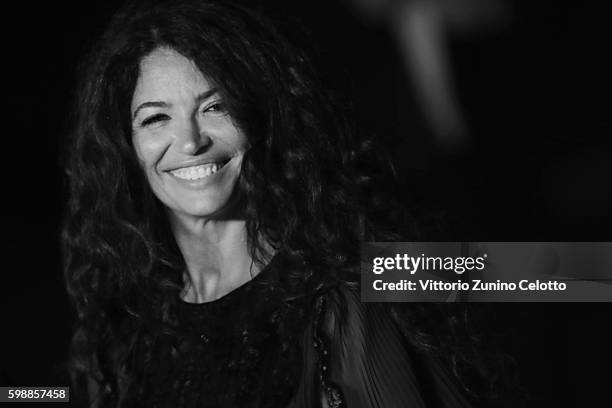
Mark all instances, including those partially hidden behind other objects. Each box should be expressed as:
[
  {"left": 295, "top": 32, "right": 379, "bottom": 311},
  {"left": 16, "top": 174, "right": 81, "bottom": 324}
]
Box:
[{"left": 1, "top": 1, "right": 610, "bottom": 407}]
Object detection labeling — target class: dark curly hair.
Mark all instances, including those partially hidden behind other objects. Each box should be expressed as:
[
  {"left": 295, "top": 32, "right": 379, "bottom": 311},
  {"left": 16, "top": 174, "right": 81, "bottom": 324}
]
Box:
[
  {"left": 62, "top": 0, "right": 418, "bottom": 405},
  {"left": 62, "top": 0, "right": 518, "bottom": 406}
]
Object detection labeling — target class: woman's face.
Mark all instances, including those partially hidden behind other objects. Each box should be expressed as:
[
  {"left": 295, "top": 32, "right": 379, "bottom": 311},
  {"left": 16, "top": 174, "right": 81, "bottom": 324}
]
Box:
[{"left": 131, "top": 47, "right": 247, "bottom": 220}]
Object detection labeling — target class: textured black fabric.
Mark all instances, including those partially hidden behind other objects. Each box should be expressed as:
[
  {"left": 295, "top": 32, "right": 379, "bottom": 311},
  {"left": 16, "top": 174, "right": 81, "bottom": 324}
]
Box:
[
  {"left": 139, "top": 256, "right": 311, "bottom": 408},
  {"left": 322, "top": 281, "right": 473, "bottom": 408},
  {"left": 137, "top": 255, "right": 473, "bottom": 408}
]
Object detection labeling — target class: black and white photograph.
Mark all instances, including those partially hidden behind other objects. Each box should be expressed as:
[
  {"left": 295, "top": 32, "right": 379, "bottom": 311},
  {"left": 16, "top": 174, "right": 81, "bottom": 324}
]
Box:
[{"left": 1, "top": 0, "right": 610, "bottom": 407}]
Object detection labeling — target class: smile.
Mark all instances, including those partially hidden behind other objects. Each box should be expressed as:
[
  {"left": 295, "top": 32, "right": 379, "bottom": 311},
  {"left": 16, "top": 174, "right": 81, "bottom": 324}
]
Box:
[{"left": 169, "top": 160, "right": 229, "bottom": 181}]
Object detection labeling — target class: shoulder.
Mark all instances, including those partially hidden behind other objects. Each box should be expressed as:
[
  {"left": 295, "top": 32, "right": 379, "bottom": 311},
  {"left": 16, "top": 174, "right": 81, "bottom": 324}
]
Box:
[
  {"left": 316, "top": 275, "right": 406, "bottom": 360},
  {"left": 312, "top": 276, "right": 421, "bottom": 407},
  {"left": 312, "top": 273, "right": 473, "bottom": 408},
  {"left": 317, "top": 272, "right": 391, "bottom": 342}
]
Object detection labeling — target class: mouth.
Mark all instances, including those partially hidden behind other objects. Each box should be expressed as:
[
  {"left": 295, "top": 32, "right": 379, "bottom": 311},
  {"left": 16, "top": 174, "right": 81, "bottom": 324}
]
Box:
[{"left": 168, "top": 158, "right": 232, "bottom": 181}]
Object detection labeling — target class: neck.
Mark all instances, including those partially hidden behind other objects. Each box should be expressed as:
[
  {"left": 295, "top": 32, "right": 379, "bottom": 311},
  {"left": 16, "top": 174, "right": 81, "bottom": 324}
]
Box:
[{"left": 169, "top": 213, "right": 259, "bottom": 303}]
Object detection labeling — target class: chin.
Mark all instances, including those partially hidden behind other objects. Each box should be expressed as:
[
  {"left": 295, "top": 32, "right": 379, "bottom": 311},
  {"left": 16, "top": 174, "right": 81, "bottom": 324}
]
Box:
[
  {"left": 172, "top": 187, "right": 242, "bottom": 220},
  {"left": 184, "top": 202, "right": 228, "bottom": 218},
  {"left": 150, "top": 168, "right": 244, "bottom": 220}
]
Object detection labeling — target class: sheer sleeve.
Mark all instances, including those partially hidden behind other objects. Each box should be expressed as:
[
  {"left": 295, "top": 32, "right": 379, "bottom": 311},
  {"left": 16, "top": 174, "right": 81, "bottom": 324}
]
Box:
[{"left": 318, "top": 281, "right": 473, "bottom": 408}]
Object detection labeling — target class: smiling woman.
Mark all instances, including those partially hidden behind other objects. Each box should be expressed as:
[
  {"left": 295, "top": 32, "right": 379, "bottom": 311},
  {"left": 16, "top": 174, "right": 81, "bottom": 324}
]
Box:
[
  {"left": 131, "top": 47, "right": 247, "bottom": 220},
  {"left": 62, "top": 0, "right": 484, "bottom": 407}
]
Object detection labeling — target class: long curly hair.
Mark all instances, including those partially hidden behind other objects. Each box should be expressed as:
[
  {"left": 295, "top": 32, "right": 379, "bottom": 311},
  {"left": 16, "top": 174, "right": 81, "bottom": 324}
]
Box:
[
  {"left": 62, "top": 0, "right": 417, "bottom": 405},
  {"left": 62, "top": 1, "right": 518, "bottom": 406}
]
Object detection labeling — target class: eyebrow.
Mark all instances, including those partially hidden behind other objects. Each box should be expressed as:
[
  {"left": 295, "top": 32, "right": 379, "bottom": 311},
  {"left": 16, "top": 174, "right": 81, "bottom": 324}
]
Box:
[
  {"left": 132, "top": 88, "right": 219, "bottom": 120},
  {"left": 132, "top": 101, "right": 168, "bottom": 120}
]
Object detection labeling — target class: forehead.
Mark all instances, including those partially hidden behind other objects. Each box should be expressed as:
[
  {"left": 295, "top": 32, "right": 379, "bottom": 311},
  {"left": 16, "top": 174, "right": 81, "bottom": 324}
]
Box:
[{"left": 131, "top": 47, "right": 211, "bottom": 110}]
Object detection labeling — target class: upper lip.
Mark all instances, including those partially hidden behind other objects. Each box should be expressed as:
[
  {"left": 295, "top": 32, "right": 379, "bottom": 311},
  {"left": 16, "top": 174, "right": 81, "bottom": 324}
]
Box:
[{"left": 164, "top": 156, "right": 231, "bottom": 172}]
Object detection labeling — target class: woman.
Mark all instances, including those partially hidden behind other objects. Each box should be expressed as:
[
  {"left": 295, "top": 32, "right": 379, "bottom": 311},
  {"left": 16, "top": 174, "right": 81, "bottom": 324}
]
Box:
[{"left": 63, "top": 0, "right": 484, "bottom": 407}]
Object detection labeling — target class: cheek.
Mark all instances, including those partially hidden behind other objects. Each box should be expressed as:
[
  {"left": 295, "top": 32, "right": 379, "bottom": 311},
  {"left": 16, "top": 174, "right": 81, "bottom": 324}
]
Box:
[
  {"left": 228, "top": 129, "right": 249, "bottom": 154},
  {"left": 209, "top": 117, "right": 248, "bottom": 152},
  {"left": 132, "top": 133, "right": 167, "bottom": 170}
]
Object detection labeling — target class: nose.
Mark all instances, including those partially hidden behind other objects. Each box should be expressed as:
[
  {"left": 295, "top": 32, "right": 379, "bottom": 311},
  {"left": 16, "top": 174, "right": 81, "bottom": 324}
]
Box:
[{"left": 174, "top": 117, "right": 212, "bottom": 155}]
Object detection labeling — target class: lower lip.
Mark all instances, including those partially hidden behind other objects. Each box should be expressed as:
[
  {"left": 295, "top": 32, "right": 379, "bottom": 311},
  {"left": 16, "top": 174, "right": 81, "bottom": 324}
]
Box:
[{"left": 165, "top": 160, "right": 231, "bottom": 190}]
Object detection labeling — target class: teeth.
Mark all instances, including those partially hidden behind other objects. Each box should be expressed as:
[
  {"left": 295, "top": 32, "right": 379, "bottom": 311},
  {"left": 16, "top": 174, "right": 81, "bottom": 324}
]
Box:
[{"left": 170, "top": 163, "right": 222, "bottom": 180}]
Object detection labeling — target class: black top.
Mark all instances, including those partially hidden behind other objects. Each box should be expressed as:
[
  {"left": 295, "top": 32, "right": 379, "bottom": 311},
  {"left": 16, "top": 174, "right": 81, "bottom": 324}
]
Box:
[
  {"left": 137, "top": 254, "right": 473, "bottom": 408},
  {"left": 141, "top": 255, "right": 310, "bottom": 407}
]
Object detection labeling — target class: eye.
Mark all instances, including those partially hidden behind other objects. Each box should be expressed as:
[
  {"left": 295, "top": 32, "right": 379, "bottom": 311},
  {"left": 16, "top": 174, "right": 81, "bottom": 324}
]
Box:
[
  {"left": 202, "top": 102, "right": 227, "bottom": 115},
  {"left": 141, "top": 113, "right": 170, "bottom": 127}
]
